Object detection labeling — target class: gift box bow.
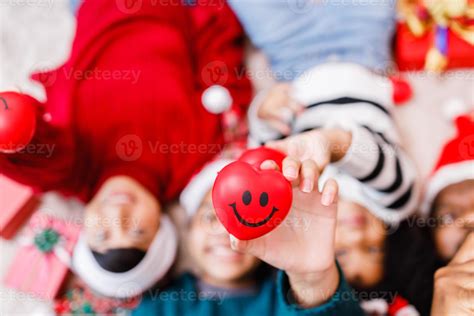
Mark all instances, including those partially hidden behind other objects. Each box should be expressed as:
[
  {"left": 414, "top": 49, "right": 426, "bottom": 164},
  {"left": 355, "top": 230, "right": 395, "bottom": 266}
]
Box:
[
  {"left": 399, "top": 0, "right": 474, "bottom": 71},
  {"left": 4, "top": 213, "right": 81, "bottom": 299},
  {"left": 18, "top": 214, "right": 79, "bottom": 263}
]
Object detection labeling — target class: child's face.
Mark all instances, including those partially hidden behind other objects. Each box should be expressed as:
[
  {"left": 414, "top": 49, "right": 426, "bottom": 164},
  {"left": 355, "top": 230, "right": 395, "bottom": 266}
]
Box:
[
  {"left": 84, "top": 176, "right": 161, "bottom": 253},
  {"left": 335, "top": 200, "right": 385, "bottom": 288},
  {"left": 188, "top": 190, "right": 260, "bottom": 285},
  {"left": 432, "top": 179, "right": 474, "bottom": 261}
]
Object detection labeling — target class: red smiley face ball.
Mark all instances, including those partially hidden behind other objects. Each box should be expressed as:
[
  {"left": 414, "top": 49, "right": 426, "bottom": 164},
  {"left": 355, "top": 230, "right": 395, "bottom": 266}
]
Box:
[
  {"left": 0, "top": 92, "right": 37, "bottom": 153},
  {"left": 238, "top": 147, "right": 286, "bottom": 170},
  {"left": 212, "top": 148, "right": 292, "bottom": 240}
]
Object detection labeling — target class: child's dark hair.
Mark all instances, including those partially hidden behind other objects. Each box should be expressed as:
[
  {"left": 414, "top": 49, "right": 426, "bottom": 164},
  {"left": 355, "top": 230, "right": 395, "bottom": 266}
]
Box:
[{"left": 352, "top": 219, "right": 438, "bottom": 315}]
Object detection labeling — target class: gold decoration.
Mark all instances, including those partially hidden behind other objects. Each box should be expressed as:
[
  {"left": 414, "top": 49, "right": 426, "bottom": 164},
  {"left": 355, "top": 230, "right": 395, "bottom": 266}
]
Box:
[{"left": 399, "top": 0, "right": 474, "bottom": 72}]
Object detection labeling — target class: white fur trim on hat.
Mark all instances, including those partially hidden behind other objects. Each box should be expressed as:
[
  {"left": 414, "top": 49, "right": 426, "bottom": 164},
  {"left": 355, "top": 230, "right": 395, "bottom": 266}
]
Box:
[
  {"left": 360, "top": 299, "right": 388, "bottom": 315},
  {"left": 72, "top": 215, "right": 177, "bottom": 298},
  {"left": 202, "top": 85, "right": 232, "bottom": 114},
  {"left": 420, "top": 160, "right": 474, "bottom": 216},
  {"left": 395, "top": 305, "right": 420, "bottom": 316},
  {"left": 180, "top": 159, "right": 233, "bottom": 216}
]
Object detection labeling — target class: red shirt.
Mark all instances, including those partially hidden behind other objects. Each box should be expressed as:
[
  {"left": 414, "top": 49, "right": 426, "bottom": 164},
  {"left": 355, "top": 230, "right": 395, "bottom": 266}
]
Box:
[{"left": 0, "top": 0, "right": 251, "bottom": 203}]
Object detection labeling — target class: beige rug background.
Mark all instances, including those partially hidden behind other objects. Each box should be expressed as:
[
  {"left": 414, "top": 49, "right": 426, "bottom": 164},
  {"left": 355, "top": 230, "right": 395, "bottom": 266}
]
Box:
[{"left": 1, "top": 1, "right": 473, "bottom": 315}]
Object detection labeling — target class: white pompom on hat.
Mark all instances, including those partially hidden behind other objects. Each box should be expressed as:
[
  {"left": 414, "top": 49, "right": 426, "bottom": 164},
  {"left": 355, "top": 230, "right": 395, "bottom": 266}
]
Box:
[
  {"left": 201, "top": 85, "right": 233, "bottom": 114},
  {"left": 180, "top": 159, "right": 233, "bottom": 216}
]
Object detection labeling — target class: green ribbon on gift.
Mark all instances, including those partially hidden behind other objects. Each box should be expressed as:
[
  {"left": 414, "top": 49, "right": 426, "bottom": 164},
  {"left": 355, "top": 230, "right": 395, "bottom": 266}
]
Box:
[{"left": 34, "top": 228, "right": 60, "bottom": 253}]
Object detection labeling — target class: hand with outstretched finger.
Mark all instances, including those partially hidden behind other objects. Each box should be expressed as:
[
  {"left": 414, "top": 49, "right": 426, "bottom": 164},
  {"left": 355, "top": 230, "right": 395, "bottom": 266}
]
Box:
[
  {"left": 266, "top": 128, "right": 352, "bottom": 176},
  {"left": 230, "top": 157, "right": 340, "bottom": 308},
  {"left": 431, "top": 232, "right": 474, "bottom": 316}
]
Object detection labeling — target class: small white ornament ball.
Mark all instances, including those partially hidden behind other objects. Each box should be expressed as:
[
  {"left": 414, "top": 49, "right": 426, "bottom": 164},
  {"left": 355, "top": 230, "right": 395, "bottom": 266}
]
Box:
[
  {"left": 202, "top": 85, "right": 232, "bottom": 114},
  {"left": 443, "top": 98, "right": 468, "bottom": 121}
]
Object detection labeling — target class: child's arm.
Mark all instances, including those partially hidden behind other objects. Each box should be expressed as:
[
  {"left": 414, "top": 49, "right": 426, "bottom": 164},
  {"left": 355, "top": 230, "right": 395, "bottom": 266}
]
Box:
[
  {"left": 0, "top": 96, "right": 75, "bottom": 192},
  {"left": 267, "top": 125, "right": 419, "bottom": 220},
  {"left": 327, "top": 124, "right": 418, "bottom": 217},
  {"left": 231, "top": 158, "right": 363, "bottom": 314},
  {"left": 189, "top": 1, "right": 252, "bottom": 117},
  {"left": 249, "top": 83, "right": 303, "bottom": 136}
]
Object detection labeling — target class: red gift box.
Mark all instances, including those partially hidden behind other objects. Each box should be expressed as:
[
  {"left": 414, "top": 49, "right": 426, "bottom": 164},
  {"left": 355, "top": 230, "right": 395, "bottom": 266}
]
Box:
[
  {"left": 0, "top": 175, "right": 38, "bottom": 239},
  {"left": 3, "top": 213, "right": 81, "bottom": 300},
  {"left": 396, "top": 22, "right": 474, "bottom": 71}
]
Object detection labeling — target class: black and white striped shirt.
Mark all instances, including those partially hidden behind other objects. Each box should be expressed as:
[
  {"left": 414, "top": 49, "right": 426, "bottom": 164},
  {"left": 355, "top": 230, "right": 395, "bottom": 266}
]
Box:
[{"left": 248, "top": 83, "right": 419, "bottom": 224}]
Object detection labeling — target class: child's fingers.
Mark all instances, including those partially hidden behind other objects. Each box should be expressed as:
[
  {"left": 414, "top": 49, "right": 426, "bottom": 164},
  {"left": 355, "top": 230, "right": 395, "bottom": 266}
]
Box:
[
  {"left": 229, "top": 235, "right": 247, "bottom": 252},
  {"left": 260, "top": 104, "right": 295, "bottom": 128},
  {"left": 287, "top": 99, "right": 304, "bottom": 114},
  {"left": 266, "top": 118, "right": 291, "bottom": 135},
  {"left": 321, "top": 178, "right": 338, "bottom": 207},
  {"left": 229, "top": 235, "right": 265, "bottom": 258},
  {"left": 260, "top": 159, "right": 280, "bottom": 171},
  {"left": 266, "top": 139, "right": 289, "bottom": 155},
  {"left": 300, "top": 159, "right": 319, "bottom": 193},
  {"left": 267, "top": 135, "right": 302, "bottom": 158},
  {"left": 282, "top": 156, "right": 301, "bottom": 183}
]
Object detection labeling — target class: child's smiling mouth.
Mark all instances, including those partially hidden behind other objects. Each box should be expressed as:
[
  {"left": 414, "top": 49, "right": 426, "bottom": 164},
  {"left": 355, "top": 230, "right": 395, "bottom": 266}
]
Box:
[{"left": 229, "top": 203, "right": 278, "bottom": 227}]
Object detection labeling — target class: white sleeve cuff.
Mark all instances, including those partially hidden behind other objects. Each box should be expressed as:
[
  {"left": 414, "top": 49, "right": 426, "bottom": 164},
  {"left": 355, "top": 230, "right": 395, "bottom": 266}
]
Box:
[{"left": 329, "top": 122, "right": 380, "bottom": 179}]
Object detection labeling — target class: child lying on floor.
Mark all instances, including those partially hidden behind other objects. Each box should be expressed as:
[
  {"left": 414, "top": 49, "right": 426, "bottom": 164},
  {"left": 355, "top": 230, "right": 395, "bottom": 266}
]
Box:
[
  {"left": 330, "top": 175, "right": 435, "bottom": 315},
  {"left": 133, "top": 158, "right": 364, "bottom": 315},
  {"left": 420, "top": 111, "right": 474, "bottom": 315},
  {"left": 421, "top": 111, "right": 474, "bottom": 263},
  {"left": 0, "top": 0, "right": 250, "bottom": 298}
]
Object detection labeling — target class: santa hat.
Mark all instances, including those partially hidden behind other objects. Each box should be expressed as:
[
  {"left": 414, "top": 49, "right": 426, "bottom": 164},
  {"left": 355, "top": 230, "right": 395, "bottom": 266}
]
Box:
[
  {"left": 72, "top": 214, "right": 177, "bottom": 298},
  {"left": 361, "top": 295, "right": 420, "bottom": 316},
  {"left": 420, "top": 110, "right": 474, "bottom": 216},
  {"left": 180, "top": 159, "right": 233, "bottom": 216}
]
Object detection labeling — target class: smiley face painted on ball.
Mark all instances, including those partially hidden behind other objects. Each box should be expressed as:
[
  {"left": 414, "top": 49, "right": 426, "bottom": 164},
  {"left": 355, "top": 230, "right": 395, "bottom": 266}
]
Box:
[
  {"left": 212, "top": 161, "right": 292, "bottom": 240},
  {"left": 229, "top": 190, "right": 278, "bottom": 227}
]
